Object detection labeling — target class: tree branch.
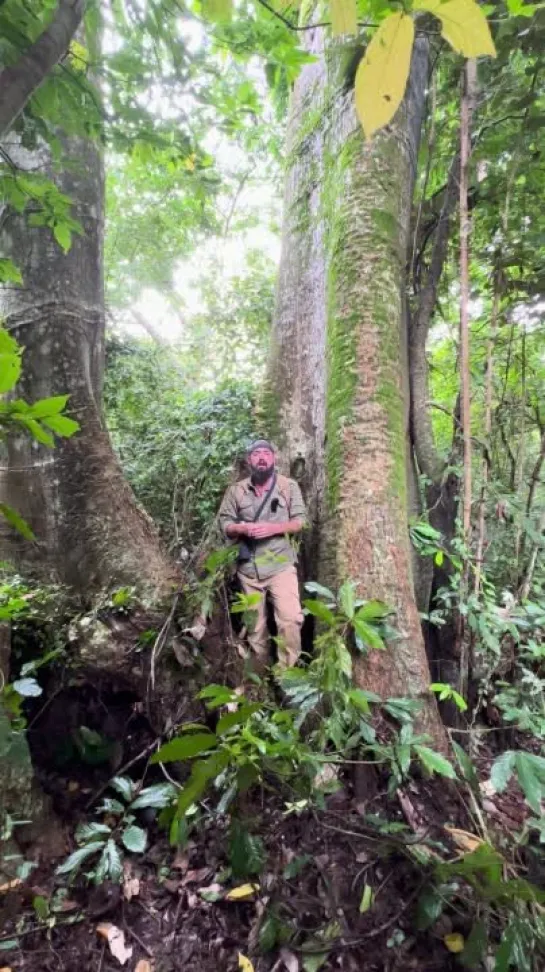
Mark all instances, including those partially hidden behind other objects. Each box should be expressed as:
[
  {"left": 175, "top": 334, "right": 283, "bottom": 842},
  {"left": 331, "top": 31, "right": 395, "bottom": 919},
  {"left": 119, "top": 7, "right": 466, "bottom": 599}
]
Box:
[
  {"left": 0, "top": 0, "right": 85, "bottom": 139},
  {"left": 409, "top": 147, "right": 461, "bottom": 484}
]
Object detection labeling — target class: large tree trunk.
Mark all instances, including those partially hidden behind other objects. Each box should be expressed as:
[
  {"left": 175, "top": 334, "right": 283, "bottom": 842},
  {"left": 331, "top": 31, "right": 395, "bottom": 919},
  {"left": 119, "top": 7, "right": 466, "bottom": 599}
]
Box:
[
  {"left": 268, "top": 32, "right": 445, "bottom": 747},
  {"left": 0, "top": 128, "right": 177, "bottom": 601}
]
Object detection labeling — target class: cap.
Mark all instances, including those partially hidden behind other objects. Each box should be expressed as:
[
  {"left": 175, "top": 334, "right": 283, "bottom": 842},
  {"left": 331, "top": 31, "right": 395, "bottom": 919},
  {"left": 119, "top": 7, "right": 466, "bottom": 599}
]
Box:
[{"left": 247, "top": 438, "right": 274, "bottom": 455}]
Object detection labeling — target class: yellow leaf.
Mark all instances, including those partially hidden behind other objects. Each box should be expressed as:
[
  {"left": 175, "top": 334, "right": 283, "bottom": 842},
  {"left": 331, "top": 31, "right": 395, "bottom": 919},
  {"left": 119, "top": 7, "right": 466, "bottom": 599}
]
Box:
[
  {"left": 225, "top": 883, "right": 259, "bottom": 901},
  {"left": 414, "top": 0, "right": 496, "bottom": 57},
  {"left": 444, "top": 932, "right": 465, "bottom": 952},
  {"left": 238, "top": 954, "right": 254, "bottom": 972},
  {"left": 355, "top": 12, "right": 415, "bottom": 139},
  {"left": 444, "top": 825, "right": 484, "bottom": 854},
  {"left": 202, "top": 0, "right": 233, "bottom": 22},
  {"left": 330, "top": 0, "right": 357, "bottom": 36}
]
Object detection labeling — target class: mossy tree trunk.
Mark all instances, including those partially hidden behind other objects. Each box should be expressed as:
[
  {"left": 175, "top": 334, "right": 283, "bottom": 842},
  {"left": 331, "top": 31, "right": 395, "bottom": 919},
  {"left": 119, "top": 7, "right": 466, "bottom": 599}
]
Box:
[
  {"left": 269, "top": 32, "right": 446, "bottom": 748},
  {"left": 0, "top": 130, "right": 178, "bottom": 601}
]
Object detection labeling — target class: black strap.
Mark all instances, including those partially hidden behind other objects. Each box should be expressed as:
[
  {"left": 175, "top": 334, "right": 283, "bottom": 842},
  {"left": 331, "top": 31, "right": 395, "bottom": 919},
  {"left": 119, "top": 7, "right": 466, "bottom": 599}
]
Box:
[{"left": 251, "top": 473, "right": 277, "bottom": 523}]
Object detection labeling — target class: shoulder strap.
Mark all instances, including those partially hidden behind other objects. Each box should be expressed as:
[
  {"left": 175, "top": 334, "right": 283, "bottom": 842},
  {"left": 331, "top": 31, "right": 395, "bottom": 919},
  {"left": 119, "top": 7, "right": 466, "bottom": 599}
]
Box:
[{"left": 252, "top": 473, "right": 277, "bottom": 522}]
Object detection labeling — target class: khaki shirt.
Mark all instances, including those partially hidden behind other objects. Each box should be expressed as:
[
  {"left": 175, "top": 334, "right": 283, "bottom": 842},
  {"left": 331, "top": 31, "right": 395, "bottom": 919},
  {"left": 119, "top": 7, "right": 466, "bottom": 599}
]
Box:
[{"left": 219, "top": 476, "right": 307, "bottom": 580}]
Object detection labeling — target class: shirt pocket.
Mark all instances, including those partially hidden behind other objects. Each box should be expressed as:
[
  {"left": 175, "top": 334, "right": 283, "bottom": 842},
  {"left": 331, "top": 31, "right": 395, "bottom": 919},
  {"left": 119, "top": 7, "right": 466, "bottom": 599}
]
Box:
[{"left": 238, "top": 498, "right": 255, "bottom": 521}]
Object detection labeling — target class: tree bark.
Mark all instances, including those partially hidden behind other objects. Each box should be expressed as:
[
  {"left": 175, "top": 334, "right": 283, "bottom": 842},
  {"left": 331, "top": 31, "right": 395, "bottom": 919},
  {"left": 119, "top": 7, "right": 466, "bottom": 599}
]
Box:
[
  {"left": 0, "top": 0, "right": 85, "bottom": 139},
  {"left": 0, "top": 130, "right": 178, "bottom": 601},
  {"left": 268, "top": 32, "right": 446, "bottom": 748}
]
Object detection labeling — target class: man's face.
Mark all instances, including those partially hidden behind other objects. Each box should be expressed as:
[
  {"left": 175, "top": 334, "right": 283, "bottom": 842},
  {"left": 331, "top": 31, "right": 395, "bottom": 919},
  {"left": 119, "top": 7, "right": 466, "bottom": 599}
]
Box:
[{"left": 249, "top": 447, "right": 275, "bottom": 483}]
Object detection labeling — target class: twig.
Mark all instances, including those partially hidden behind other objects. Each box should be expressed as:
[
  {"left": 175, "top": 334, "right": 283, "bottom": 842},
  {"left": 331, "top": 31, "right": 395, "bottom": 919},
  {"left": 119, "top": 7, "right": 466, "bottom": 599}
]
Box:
[
  {"left": 122, "top": 920, "right": 153, "bottom": 957},
  {"left": 97, "top": 942, "right": 106, "bottom": 972}
]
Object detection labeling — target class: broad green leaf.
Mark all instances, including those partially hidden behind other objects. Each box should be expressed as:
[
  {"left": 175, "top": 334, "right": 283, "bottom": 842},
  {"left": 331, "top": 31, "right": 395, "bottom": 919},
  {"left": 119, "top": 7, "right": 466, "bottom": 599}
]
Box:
[
  {"left": 56, "top": 842, "right": 103, "bottom": 876},
  {"left": 0, "top": 259, "right": 22, "bottom": 284},
  {"left": 197, "top": 684, "right": 237, "bottom": 708},
  {"left": 414, "top": 0, "right": 496, "bottom": 57},
  {"left": 176, "top": 750, "right": 230, "bottom": 819},
  {"left": 416, "top": 885, "right": 444, "bottom": 930},
  {"left": 121, "top": 824, "right": 148, "bottom": 853},
  {"left": 461, "top": 920, "right": 487, "bottom": 968},
  {"left": 303, "top": 599, "right": 337, "bottom": 626},
  {"left": 490, "top": 750, "right": 515, "bottom": 793},
  {"left": 42, "top": 414, "right": 80, "bottom": 437},
  {"left": 75, "top": 822, "right": 112, "bottom": 843},
  {"left": 330, "top": 0, "right": 357, "bottom": 36},
  {"left": 452, "top": 740, "right": 479, "bottom": 792},
  {"left": 151, "top": 733, "right": 217, "bottom": 763},
  {"left": 348, "top": 688, "right": 371, "bottom": 714},
  {"left": 514, "top": 752, "right": 542, "bottom": 813},
  {"left": 0, "top": 504, "right": 35, "bottom": 540},
  {"left": 339, "top": 580, "right": 356, "bottom": 619},
  {"left": 355, "top": 12, "right": 415, "bottom": 139},
  {"left": 95, "top": 839, "right": 123, "bottom": 883},
  {"left": 0, "top": 347, "right": 21, "bottom": 393},
  {"left": 304, "top": 582, "right": 335, "bottom": 601},
  {"left": 15, "top": 416, "right": 54, "bottom": 446},
  {"left": 353, "top": 616, "right": 385, "bottom": 651},
  {"left": 355, "top": 600, "right": 390, "bottom": 621},
  {"left": 53, "top": 223, "right": 72, "bottom": 252},
  {"left": 110, "top": 776, "right": 134, "bottom": 802},
  {"left": 131, "top": 782, "right": 176, "bottom": 809},
  {"left": 216, "top": 703, "right": 261, "bottom": 736},
  {"left": 415, "top": 745, "right": 456, "bottom": 779},
  {"left": 27, "top": 395, "right": 69, "bottom": 419}
]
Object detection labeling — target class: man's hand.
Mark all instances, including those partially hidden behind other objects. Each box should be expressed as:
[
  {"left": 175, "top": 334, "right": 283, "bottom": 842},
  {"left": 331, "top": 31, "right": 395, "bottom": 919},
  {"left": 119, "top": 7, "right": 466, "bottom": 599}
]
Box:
[{"left": 245, "top": 522, "right": 279, "bottom": 540}]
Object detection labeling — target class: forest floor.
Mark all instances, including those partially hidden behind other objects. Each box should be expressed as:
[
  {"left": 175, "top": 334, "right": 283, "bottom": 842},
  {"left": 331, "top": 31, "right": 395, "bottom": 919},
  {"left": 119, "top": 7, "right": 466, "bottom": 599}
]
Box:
[{"left": 0, "top": 717, "right": 530, "bottom": 972}]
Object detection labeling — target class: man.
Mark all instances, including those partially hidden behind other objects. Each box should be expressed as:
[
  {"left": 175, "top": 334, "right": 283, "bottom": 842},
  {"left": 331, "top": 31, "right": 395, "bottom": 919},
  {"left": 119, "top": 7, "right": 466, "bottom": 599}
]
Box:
[{"left": 219, "top": 439, "right": 306, "bottom": 670}]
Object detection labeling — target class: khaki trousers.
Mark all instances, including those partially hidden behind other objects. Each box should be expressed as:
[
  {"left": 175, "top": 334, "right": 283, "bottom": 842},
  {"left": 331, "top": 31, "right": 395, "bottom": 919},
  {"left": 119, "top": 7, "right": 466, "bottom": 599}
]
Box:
[{"left": 238, "top": 565, "right": 303, "bottom": 670}]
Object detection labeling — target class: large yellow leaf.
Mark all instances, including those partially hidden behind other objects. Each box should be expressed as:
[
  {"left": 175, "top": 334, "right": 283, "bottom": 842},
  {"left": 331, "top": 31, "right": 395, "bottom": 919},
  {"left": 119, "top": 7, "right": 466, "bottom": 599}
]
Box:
[
  {"left": 330, "top": 0, "right": 357, "bottom": 36},
  {"left": 444, "top": 932, "right": 465, "bottom": 953},
  {"left": 225, "top": 883, "right": 259, "bottom": 901},
  {"left": 355, "top": 12, "right": 415, "bottom": 139},
  {"left": 238, "top": 955, "right": 254, "bottom": 972},
  {"left": 415, "top": 0, "right": 496, "bottom": 57}
]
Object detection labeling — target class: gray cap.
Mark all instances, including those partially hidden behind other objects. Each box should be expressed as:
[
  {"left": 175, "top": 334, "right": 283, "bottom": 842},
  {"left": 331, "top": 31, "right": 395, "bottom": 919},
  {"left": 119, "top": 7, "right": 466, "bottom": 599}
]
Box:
[{"left": 247, "top": 438, "right": 274, "bottom": 455}]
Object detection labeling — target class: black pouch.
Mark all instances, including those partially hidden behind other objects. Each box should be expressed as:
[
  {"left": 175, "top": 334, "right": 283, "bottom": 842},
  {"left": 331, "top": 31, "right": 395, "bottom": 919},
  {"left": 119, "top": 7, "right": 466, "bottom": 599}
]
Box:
[{"left": 237, "top": 539, "right": 254, "bottom": 563}]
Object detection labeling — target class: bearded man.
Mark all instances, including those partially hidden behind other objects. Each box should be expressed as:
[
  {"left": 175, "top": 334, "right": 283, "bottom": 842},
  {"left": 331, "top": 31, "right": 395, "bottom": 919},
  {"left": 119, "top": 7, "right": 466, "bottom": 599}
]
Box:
[{"left": 218, "top": 439, "right": 306, "bottom": 670}]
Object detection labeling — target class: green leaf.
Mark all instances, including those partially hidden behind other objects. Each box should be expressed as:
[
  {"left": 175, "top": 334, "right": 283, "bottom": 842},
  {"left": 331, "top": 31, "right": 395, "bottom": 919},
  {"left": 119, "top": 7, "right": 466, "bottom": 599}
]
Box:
[
  {"left": 303, "top": 599, "right": 337, "bottom": 626},
  {"left": 514, "top": 752, "right": 543, "bottom": 813},
  {"left": 176, "top": 750, "right": 230, "bottom": 820},
  {"left": 355, "top": 600, "right": 390, "bottom": 621},
  {"left": 452, "top": 740, "right": 479, "bottom": 792},
  {"left": 56, "top": 842, "right": 103, "bottom": 877},
  {"left": 216, "top": 704, "right": 261, "bottom": 736},
  {"left": 0, "top": 346, "right": 21, "bottom": 392},
  {"left": 229, "top": 822, "right": 266, "bottom": 877},
  {"left": 348, "top": 688, "right": 372, "bottom": 714},
  {"left": 121, "top": 824, "right": 148, "bottom": 853},
  {"left": 75, "top": 822, "right": 112, "bottom": 843},
  {"left": 33, "top": 895, "right": 50, "bottom": 921},
  {"left": 151, "top": 732, "right": 217, "bottom": 764},
  {"left": 461, "top": 920, "right": 487, "bottom": 969},
  {"left": 130, "top": 783, "right": 176, "bottom": 809},
  {"left": 53, "top": 222, "right": 72, "bottom": 252},
  {"left": 0, "top": 259, "right": 22, "bottom": 284},
  {"left": 353, "top": 615, "right": 385, "bottom": 651},
  {"left": 15, "top": 416, "right": 54, "bottom": 446},
  {"left": 95, "top": 839, "right": 123, "bottom": 883},
  {"left": 0, "top": 504, "right": 35, "bottom": 540},
  {"left": 339, "top": 580, "right": 356, "bottom": 620},
  {"left": 490, "top": 750, "right": 516, "bottom": 793},
  {"left": 415, "top": 745, "right": 456, "bottom": 779},
  {"left": 197, "top": 684, "right": 237, "bottom": 708},
  {"left": 416, "top": 885, "right": 444, "bottom": 930},
  {"left": 359, "top": 882, "right": 373, "bottom": 913},
  {"left": 26, "top": 395, "right": 69, "bottom": 418},
  {"left": 110, "top": 776, "right": 134, "bottom": 802},
  {"left": 42, "top": 414, "right": 80, "bottom": 437},
  {"left": 304, "top": 581, "right": 335, "bottom": 601}
]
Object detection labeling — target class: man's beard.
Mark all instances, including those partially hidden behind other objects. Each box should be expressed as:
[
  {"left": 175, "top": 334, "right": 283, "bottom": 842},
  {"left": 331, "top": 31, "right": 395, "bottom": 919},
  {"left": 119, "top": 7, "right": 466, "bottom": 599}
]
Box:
[{"left": 251, "top": 463, "right": 274, "bottom": 485}]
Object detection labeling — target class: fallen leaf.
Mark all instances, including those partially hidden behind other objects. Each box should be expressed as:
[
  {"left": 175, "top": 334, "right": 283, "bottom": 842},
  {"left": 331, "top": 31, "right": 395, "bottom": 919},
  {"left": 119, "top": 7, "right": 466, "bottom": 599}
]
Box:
[
  {"left": 187, "top": 891, "right": 198, "bottom": 908},
  {"left": 444, "top": 932, "right": 465, "bottom": 953},
  {"left": 225, "top": 883, "right": 259, "bottom": 901},
  {"left": 0, "top": 879, "right": 21, "bottom": 894},
  {"left": 172, "top": 849, "right": 189, "bottom": 871},
  {"left": 135, "top": 962, "right": 152, "bottom": 972},
  {"left": 123, "top": 876, "right": 140, "bottom": 900},
  {"left": 58, "top": 898, "right": 79, "bottom": 912},
  {"left": 238, "top": 954, "right": 254, "bottom": 972},
  {"left": 67, "top": 780, "right": 79, "bottom": 793},
  {"left": 182, "top": 867, "right": 212, "bottom": 885},
  {"left": 198, "top": 883, "right": 223, "bottom": 902},
  {"left": 96, "top": 923, "right": 133, "bottom": 966},
  {"left": 444, "top": 826, "right": 484, "bottom": 854},
  {"left": 359, "top": 883, "right": 374, "bottom": 913}
]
